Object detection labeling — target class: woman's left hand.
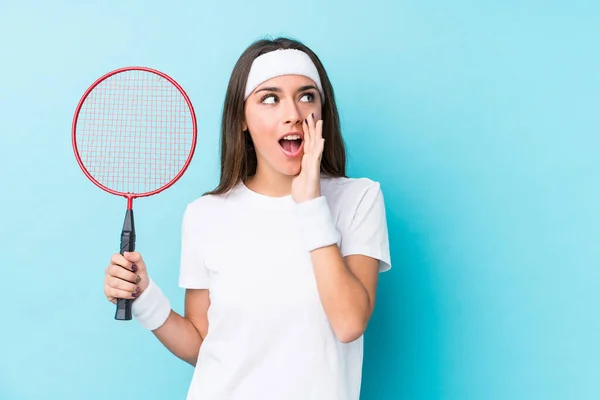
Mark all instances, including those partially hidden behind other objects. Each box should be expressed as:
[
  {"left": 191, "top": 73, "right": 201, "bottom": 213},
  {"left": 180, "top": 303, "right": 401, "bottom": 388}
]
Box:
[{"left": 292, "top": 112, "right": 324, "bottom": 203}]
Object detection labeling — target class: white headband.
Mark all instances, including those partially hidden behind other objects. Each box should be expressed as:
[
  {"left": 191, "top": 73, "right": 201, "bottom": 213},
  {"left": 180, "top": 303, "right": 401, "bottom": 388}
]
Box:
[{"left": 244, "top": 48, "right": 325, "bottom": 101}]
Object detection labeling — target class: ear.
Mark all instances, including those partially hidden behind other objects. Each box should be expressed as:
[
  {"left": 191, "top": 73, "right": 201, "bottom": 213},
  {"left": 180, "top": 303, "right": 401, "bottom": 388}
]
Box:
[{"left": 242, "top": 121, "right": 248, "bottom": 132}]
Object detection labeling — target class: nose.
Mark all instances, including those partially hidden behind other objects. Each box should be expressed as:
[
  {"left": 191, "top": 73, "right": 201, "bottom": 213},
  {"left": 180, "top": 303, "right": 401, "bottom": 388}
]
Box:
[{"left": 283, "top": 100, "right": 302, "bottom": 126}]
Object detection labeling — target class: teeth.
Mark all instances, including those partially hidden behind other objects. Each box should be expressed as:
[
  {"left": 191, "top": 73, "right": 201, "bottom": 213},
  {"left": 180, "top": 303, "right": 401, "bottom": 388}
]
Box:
[{"left": 282, "top": 135, "right": 301, "bottom": 140}]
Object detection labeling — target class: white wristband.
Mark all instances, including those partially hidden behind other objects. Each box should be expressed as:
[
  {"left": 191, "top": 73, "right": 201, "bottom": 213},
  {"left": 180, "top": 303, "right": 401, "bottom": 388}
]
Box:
[
  {"left": 294, "top": 196, "right": 341, "bottom": 252},
  {"left": 131, "top": 278, "right": 171, "bottom": 331}
]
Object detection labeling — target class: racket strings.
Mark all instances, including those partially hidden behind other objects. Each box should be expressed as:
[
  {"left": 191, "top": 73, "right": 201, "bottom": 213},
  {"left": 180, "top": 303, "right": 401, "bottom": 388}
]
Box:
[{"left": 75, "top": 69, "right": 194, "bottom": 195}]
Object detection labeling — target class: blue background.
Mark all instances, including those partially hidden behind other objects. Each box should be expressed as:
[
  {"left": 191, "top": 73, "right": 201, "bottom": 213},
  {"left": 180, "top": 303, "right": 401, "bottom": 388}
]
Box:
[{"left": 0, "top": 1, "right": 598, "bottom": 399}]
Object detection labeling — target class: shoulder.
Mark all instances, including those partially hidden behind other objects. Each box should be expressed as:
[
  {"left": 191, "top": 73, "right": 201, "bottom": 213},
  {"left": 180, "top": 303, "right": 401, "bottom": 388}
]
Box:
[
  {"left": 186, "top": 192, "right": 226, "bottom": 212},
  {"left": 320, "top": 175, "right": 385, "bottom": 220},
  {"left": 183, "top": 189, "right": 233, "bottom": 224},
  {"left": 321, "top": 175, "right": 382, "bottom": 203}
]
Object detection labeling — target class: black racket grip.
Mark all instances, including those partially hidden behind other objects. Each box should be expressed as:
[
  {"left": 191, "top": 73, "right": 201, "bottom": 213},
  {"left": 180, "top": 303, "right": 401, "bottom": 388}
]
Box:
[{"left": 115, "top": 209, "right": 136, "bottom": 321}]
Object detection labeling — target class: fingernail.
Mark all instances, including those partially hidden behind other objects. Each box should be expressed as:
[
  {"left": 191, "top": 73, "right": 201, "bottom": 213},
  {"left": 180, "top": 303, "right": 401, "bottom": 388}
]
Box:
[
  {"left": 132, "top": 292, "right": 138, "bottom": 297},
  {"left": 131, "top": 264, "right": 137, "bottom": 272}
]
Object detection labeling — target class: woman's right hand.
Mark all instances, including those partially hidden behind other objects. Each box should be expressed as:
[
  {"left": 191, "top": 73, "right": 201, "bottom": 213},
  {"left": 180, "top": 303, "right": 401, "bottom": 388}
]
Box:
[{"left": 104, "top": 251, "right": 150, "bottom": 304}]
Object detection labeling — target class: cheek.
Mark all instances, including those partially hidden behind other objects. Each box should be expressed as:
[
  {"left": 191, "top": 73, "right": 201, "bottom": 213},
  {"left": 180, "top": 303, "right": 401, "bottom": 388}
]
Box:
[
  {"left": 248, "top": 115, "right": 279, "bottom": 147},
  {"left": 253, "top": 115, "right": 277, "bottom": 132}
]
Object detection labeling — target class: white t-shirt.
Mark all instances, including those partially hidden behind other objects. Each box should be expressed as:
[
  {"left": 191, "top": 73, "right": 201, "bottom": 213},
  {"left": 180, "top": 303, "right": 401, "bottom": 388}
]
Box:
[{"left": 178, "top": 175, "right": 391, "bottom": 400}]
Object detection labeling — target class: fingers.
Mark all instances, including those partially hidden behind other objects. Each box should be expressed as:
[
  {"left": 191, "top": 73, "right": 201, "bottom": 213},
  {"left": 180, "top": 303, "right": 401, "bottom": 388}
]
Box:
[
  {"left": 105, "top": 283, "right": 140, "bottom": 300},
  {"left": 111, "top": 251, "right": 146, "bottom": 273},
  {"left": 104, "top": 268, "right": 140, "bottom": 301},
  {"left": 315, "top": 119, "right": 323, "bottom": 138},
  {"left": 303, "top": 115, "right": 312, "bottom": 154},
  {"left": 105, "top": 252, "right": 146, "bottom": 304},
  {"left": 106, "top": 263, "right": 139, "bottom": 284},
  {"left": 303, "top": 113, "right": 324, "bottom": 157},
  {"left": 111, "top": 253, "right": 136, "bottom": 271},
  {"left": 315, "top": 119, "right": 324, "bottom": 154},
  {"left": 106, "top": 274, "right": 139, "bottom": 292},
  {"left": 123, "top": 252, "right": 146, "bottom": 273}
]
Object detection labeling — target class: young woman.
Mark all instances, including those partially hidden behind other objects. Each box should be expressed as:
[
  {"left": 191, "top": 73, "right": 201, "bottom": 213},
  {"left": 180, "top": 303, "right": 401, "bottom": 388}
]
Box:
[{"left": 103, "top": 37, "right": 392, "bottom": 400}]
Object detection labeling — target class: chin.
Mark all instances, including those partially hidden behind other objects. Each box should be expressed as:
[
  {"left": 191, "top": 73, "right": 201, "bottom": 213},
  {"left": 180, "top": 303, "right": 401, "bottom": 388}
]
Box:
[
  {"left": 278, "top": 161, "right": 302, "bottom": 176},
  {"left": 281, "top": 167, "right": 302, "bottom": 177}
]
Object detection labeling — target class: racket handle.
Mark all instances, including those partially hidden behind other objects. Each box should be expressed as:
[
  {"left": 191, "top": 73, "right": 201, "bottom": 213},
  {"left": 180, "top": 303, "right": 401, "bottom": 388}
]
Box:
[{"left": 115, "top": 209, "right": 136, "bottom": 321}]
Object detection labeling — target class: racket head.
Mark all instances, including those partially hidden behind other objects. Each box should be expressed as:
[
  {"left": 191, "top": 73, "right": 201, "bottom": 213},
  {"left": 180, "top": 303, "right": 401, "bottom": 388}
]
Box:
[{"left": 71, "top": 66, "right": 197, "bottom": 203}]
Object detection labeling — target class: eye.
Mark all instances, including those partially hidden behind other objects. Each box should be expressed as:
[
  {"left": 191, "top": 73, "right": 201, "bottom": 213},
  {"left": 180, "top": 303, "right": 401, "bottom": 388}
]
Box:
[
  {"left": 300, "top": 92, "right": 316, "bottom": 103},
  {"left": 260, "top": 94, "right": 278, "bottom": 104}
]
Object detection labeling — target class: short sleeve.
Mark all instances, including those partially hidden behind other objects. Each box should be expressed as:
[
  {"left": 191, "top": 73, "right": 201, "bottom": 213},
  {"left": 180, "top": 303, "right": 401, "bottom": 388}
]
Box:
[
  {"left": 178, "top": 204, "right": 211, "bottom": 289},
  {"left": 340, "top": 182, "right": 392, "bottom": 272}
]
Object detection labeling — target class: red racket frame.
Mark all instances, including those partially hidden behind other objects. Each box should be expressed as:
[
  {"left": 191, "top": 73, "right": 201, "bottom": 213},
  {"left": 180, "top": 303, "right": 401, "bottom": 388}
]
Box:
[{"left": 71, "top": 66, "right": 198, "bottom": 210}]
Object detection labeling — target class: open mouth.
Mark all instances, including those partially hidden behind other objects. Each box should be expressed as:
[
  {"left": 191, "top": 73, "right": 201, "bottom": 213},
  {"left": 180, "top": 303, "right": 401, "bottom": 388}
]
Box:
[{"left": 278, "top": 136, "right": 304, "bottom": 157}]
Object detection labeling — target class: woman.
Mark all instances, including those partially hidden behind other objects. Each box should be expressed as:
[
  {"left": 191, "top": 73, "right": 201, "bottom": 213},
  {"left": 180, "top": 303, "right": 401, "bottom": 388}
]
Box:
[{"left": 103, "top": 36, "right": 392, "bottom": 400}]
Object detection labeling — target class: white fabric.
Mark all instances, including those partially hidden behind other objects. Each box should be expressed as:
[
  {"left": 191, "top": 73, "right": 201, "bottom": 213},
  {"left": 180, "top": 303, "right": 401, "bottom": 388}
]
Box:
[
  {"left": 178, "top": 176, "right": 391, "bottom": 400},
  {"left": 131, "top": 278, "right": 171, "bottom": 331},
  {"left": 244, "top": 48, "right": 325, "bottom": 101},
  {"left": 294, "top": 195, "right": 341, "bottom": 251}
]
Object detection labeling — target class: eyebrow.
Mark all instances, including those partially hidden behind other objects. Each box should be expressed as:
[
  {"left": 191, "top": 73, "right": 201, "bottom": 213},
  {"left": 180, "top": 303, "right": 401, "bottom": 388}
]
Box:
[{"left": 254, "top": 85, "right": 319, "bottom": 95}]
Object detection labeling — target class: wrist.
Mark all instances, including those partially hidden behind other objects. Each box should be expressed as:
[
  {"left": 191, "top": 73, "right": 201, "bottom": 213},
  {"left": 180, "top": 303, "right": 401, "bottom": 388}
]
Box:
[
  {"left": 292, "top": 190, "right": 320, "bottom": 203},
  {"left": 294, "top": 196, "right": 340, "bottom": 252},
  {"left": 131, "top": 277, "right": 171, "bottom": 331}
]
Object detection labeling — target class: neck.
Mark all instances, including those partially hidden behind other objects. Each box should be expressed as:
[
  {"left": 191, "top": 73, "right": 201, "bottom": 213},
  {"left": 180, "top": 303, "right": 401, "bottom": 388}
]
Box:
[{"left": 245, "top": 165, "right": 295, "bottom": 198}]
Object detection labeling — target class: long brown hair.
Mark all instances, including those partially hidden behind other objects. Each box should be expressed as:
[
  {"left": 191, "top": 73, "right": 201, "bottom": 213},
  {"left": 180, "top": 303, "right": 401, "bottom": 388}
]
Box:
[{"left": 204, "top": 36, "right": 347, "bottom": 196}]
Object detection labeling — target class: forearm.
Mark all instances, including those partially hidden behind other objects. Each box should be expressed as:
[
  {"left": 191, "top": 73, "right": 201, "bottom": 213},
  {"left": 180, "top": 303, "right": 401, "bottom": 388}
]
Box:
[
  {"left": 152, "top": 310, "right": 203, "bottom": 366},
  {"left": 294, "top": 196, "right": 373, "bottom": 342},
  {"left": 131, "top": 279, "right": 203, "bottom": 366},
  {"left": 311, "top": 244, "right": 371, "bottom": 343}
]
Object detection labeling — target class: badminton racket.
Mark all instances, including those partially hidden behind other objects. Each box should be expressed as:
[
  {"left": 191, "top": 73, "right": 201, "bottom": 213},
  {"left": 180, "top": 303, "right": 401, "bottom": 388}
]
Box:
[{"left": 72, "top": 66, "right": 197, "bottom": 320}]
